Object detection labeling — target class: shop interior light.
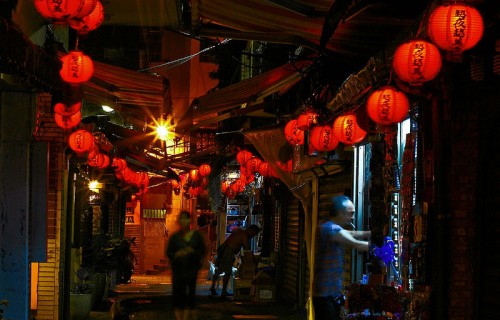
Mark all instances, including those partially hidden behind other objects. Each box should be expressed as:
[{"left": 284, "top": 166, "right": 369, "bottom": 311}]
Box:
[
  {"left": 102, "top": 105, "right": 114, "bottom": 112},
  {"left": 89, "top": 180, "right": 103, "bottom": 191}
]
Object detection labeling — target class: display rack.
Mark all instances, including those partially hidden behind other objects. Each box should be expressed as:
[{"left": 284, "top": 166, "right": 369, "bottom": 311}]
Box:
[{"left": 225, "top": 200, "right": 249, "bottom": 238}]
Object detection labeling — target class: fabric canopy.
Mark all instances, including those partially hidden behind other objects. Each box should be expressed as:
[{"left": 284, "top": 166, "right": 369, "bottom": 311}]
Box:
[
  {"left": 82, "top": 60, "right": 171, "bottom": 114},
  {"left": 191, "top": 58, "right": 313, "bottom": 119}
]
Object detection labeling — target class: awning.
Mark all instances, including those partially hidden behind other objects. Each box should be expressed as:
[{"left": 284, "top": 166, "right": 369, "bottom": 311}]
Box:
[
  {"left": 82, "top": 60, "right": 171, "bottom": 116},
  {"left": 192, "top": 0, "right": 425, "bottom": 58},
  {"left": 188, "top": 58, "right": 313, "bottom": 127},
  {"left": 192, "top": 0, "right": 327, "bottom": 50}
]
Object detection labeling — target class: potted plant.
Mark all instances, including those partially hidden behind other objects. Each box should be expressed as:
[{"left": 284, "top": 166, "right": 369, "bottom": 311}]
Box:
[{"left": 70, "top": 266, "right": 93, "bottom": 320}]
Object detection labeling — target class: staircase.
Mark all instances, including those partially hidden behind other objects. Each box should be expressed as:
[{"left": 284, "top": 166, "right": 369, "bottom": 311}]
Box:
[{"left": 145, "top": 258, "right": 169, "bottom": 275}]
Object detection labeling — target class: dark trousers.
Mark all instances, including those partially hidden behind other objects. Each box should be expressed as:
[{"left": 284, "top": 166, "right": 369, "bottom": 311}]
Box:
[
  {"left": 313, "top": 296, "right": 341, "bottom": 320},
  {"left": 172, "top": 273, "right": 197, "bottom": 309}
]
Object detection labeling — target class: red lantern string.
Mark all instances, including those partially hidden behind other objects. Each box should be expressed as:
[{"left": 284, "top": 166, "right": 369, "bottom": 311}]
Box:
[
  {"left": 296, "top": 112, "right": 317, "bottom": 131},
  {"left": 69, "top": 1, "right": 104, "bottom": 34},
  {"left": 54, "top": 101, "right": 81, "bottom": 116},
  {"left": 428, "top": 4, "right": 484, "bottom": 58},
  {"left": 366, "top": 86, "right": 410, "bottom": 125},
  {"left": 68, "top": 129, "right": 94, "bottom": 153},
  {"left": 236, "top": 150, "right": 253, "bottom": 165},
  {"left": 54, "top": 111, "right": 81, "bottom": 130},
  {"left": 392, "top": 40, "right": 442, "bottom": 85},
  {"left": 245, "top": 157, "right": 262, "bottom": 174},
  {"left": 309, "top": 125, "right": 339, "bottom": 152},
  {"left": 199, "top": 164, "right": 211, "bottom": 177},
  {"left": 60, "top": 50, "right": 94, "bottom": 85},
  {"left": 284, "top": 119, "right": 304, "bottom": 145},
  {"left": 189, "top": 169, "right": 200, "bottom": 181},
  {"left": 332, "top": 113, "right": 367, "bottom": 145},
  {"left": 34, "top": 0, "right": 95, "bottom": 22}
]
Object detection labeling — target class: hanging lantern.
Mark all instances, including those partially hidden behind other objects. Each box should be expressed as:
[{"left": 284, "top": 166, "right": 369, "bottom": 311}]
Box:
[
  {"left": 245, "top": 157, "right": 262, "bottom": 174},
  {"left": 60, "top": 51, "right": 94, "bottom": 85},
  {"left": 88, "top": 153, "right": 105, "bottom": 167},
  {"left": 332, "top": 113, "right": 367, "bottom": 145},
  {"left": 257, "top": 162, "right": 271, "bottom": 177},
  {"left": 120, "top": 168, "right": 134, "bottom": 181},
  {"left": 200, "top": 176, "right": 209, "bottom": 187},
  {"left": 189, "top": 186, "right": 201, "bottom": 197},
  {"left": 54, "top": 111, "right": 81, "bottom": 130},
  {"left": 225, "top": 187, "right": 236, "bottom": 199},
  {"left": 97, "top": 154, "right": 110, "bottom": 169},
  {"left": 243, "top": 174, "right": 255, "bottom": 185},
  {"left": 309, "top": 125, "right": 339, "bottom": 152},
  {"left": 199, "top": 164, "right": 211, "bottom": 177},
  {"left": 68, "top": 129, "right": 94, "bottom": 153},
  {"left": 68, "top": 1, "right": 104, "bottom": 34},
  {"left": 393, "top": 40, "right": 442, "bottom": 85},
  {"left": 189, "top": 169, "right": 200, "bottom": 181},
  {"left": 366, "top": 86, "right": 410, "bottom": 125},
  {"left": 221, "top": 180, "right": 231, "bottom": 193},
  {"left": 111, "top": 158, "right": 127, "bottom": 171},
  {"left": 54, "top": 101, "right": 81, "bottom": 116},
  {"left": 284, "top": 119, "right": 304, "bottom": 145},
  {"left": 231, "top": 180, "right": 244, "bottom": 193},
  {"left": 296, "top": 112, "right": 318, "bottom": 131},
  {"left": 34, "top": 0, "right": 96, "bottom": 21},
  {"left": 236, "top": 150, "right": 253, "bottom": 165},
  {"left": 428, "top": 4, "right": 484, "bottom": 58}
]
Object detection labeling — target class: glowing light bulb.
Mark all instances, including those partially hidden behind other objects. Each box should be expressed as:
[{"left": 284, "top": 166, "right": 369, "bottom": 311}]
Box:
[{"left": 156, "top": 124, "right": 169, "bottom": 141}]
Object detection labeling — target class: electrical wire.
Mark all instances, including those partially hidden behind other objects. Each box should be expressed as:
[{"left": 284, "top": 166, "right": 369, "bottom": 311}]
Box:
[{"left": 137, "top": 38, "right": 231, "bottom": 73}]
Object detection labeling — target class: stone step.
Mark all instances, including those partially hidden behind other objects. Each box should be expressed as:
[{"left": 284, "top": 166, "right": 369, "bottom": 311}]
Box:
[
  {"left": 145, "top": 269, "right": 161, "bottom": 275},
  {"left": 153, "top": 264, "right": 168, "bottom": 271}
]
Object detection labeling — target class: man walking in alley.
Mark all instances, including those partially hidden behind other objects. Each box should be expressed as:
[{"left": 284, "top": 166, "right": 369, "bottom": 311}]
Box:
[{"left": 210, "top": 224, "right": 260, "bottom": 297}]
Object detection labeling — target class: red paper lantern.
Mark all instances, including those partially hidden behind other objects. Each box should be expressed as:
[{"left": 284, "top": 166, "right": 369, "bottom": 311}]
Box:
[
  {"left": 296, "top": 112, "right": 318, "bottom": 131},
  {"left": 199, "top": 164, "right": 211, "bottom": 177},
  {"left": 245, "top": 157, "right": 262, "bottom": 174},
  {"left": 97, "top": 154, "right": 110, "bottom": 169},
  {"left": 284, "top": 119, "right": 304, "bottom": 145},
  {"left": 428, "top": 4, "right": 484, "bottom": 55},
  {"left": 60, "top": 51, "right": 94, "bottom": 85},
  {"left": 111, "top": 158, "right": 127, "bottom": 171},
  {"left": 309, "top": 125, "right": 339, "bottom": 152},
  {"left": 231, "top": 180, "right": 245, "bottom": 193},
  {"left": 54, "top": 101, "right": 81, "bottom": 116},
  {"left": 69, "top": 1, "right": 104, "bottom": 34},
  {"left": 201, "top": 176, "right": 209, "bottom": 186},
  {"left": 189, "top": 186, "right": 201, "bottom": 197},
  {"left": 221, "top": 180, "right": 231, "bottom": 193},
  {"left": 189, "top": 169, "right": 200, "bottom": 181},
  {"left": 393, "top": 40, "right": 442, "bottom": 85},
  {"left": 366, "top": 86, "right": 410, "bottom": 125},
  {"left": 236, "top": 150, "right": 253, "bottom": 165},
  {"left": 332, "top": 113, "right": 367, "bottom": 145},
  {"left": 257, "top": 162, "right": 271, "bottom": 177},
  {"left": 243, "top": 174, "right": 255, "bottom": 185},
  {"left": 34, "top": 0, "right": 96, "bottom": 21},
  {"left": 225, "top": 187, "right": 236, "bottom": 199},
  {"left": 68, "top": 129, "right": 94, "bottom": 153},
  {"left": 54, "top": 111, "right": 81, "bottom": 129},
  {"left": 119, "top": 168, "right": 134, "bottom": 181},
  {"left": 88, "top": 153, "right": 105, "bottom": 167}
]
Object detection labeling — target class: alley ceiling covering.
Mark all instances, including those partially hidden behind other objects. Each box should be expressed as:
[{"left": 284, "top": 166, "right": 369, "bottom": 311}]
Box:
[
  {"left": 81, "top": 0, "right": 497, "bottom": 172},
  {"left": 17, "top": 0, "right": 496, "bottom": 174}
]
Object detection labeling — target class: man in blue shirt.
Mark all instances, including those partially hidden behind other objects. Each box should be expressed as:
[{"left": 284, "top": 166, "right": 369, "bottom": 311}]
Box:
[{"left": 313, "top": 195, "right": 371, "bottom": 320}]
